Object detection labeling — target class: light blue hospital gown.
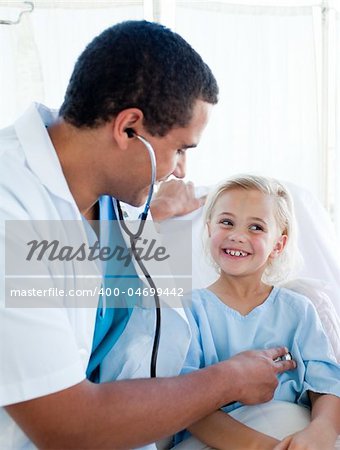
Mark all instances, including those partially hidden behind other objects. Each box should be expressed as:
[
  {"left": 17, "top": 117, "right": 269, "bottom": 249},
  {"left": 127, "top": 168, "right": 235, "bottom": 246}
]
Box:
[{"left": 182, "top": 287, "right": 340, "bottom": 412}]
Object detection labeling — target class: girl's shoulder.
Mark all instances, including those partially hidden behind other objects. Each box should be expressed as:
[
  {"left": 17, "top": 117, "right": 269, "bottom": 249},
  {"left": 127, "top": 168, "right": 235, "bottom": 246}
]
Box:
[{"left": 275, "top": 286, "right": 317, "bottom": 316}]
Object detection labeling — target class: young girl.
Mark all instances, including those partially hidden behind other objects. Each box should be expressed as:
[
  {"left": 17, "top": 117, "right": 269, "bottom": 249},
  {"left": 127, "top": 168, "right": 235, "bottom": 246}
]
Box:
[{"left": 174, "top": 175, "right": 340, "bottom": 450}]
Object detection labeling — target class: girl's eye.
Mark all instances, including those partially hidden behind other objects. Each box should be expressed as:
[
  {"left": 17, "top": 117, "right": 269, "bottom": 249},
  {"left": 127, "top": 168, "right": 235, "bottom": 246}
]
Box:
[
  {"left": 220, "top": 219, "right": 233, "bottom": 226},
  {"left": 249, "top": 224, "right": 264, "bottom": 231},
  {"left": 177, "top": 149, "right": 185, "bottom": 155}
]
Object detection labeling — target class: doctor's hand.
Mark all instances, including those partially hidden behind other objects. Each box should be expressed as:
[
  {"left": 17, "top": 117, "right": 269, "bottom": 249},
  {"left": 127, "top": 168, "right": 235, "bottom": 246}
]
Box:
[
  {"left": 226, "top": 347, "right": 296, "bottom": 405},
  {"left": 150, "top": 180, "right": 206, "bottom": 222}
]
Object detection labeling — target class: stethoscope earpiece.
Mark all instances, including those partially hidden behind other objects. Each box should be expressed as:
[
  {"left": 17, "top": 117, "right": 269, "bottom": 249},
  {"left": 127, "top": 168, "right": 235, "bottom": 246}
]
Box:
[{"left": 125, "top": 128, "right": 135, "bottom": 139}]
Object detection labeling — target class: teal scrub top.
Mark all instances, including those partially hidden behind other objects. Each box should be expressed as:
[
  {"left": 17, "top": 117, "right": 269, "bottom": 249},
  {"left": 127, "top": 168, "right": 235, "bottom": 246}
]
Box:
[{"left": 86, "top": 195, "right": 141, "bottom": 382}]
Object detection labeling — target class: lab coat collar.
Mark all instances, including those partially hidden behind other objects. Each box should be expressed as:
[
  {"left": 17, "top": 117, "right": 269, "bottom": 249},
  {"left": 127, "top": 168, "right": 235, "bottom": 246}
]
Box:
[{"left": 14, "top": 103, "right": 80, "bottom": 215}]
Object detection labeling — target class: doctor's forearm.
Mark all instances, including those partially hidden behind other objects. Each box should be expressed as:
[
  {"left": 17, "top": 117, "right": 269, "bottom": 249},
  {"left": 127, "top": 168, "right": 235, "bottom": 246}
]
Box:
[
  {"left": 5, "top": 348, "right": 293, "bottom": 449},
  {"left": 6, "top": 364, "right": 242, "bottom": 449}
]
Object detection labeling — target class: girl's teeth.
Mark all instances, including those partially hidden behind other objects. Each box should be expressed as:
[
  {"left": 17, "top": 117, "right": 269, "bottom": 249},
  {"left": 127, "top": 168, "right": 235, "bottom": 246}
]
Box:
[{"left": 225, "top": 249, "right": 247, "bottom": 257}]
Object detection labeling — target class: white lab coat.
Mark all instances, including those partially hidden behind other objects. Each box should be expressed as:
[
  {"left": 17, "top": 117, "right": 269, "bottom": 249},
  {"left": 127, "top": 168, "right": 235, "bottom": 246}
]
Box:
[
  {"left": 0, "top": 103, "right": 191, "bottom": 450},
  {"left": 100, "top": 304, "right": 191, "bottom": 450}
]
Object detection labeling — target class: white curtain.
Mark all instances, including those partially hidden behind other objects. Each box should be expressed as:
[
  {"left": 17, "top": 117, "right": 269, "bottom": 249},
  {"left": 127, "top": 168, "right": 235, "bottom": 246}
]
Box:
[
  {"left": 0, "top": 1, "right": 144, "bottom": 126},
  {"left": 335, "top": 8, "right": 340, "bottom": 233},
  {"left": 1, "top": 0, "right": 340, "bottom": 231},
  {"left": 174, "top": 3, "right": 322, "bottom": 200}
]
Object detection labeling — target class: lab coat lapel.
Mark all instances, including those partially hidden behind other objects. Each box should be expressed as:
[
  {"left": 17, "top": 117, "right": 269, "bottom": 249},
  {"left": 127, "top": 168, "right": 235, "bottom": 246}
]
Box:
[
  {"left": 14, "top": 103, "right": 81, "bottom": 213},
  {"left": 14, "top": 103, "right": 101, "bottom": 311}
]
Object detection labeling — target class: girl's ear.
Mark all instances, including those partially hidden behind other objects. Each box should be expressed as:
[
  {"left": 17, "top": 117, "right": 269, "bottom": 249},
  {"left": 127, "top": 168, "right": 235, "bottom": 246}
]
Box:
[{"left": 269, "top": 234, "right": 288, "bottom": 259}]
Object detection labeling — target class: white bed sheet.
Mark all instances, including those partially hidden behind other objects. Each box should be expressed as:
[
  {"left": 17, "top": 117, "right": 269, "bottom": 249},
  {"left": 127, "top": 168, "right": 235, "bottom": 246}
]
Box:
[{"left": 171, "top": 401, "right": 340, "bottom": 449}]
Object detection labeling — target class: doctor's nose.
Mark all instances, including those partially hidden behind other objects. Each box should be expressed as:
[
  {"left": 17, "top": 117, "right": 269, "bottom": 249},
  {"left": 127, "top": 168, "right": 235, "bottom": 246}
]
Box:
[{"left": 172, "top": 153, "right": 186, "bottom": 179}]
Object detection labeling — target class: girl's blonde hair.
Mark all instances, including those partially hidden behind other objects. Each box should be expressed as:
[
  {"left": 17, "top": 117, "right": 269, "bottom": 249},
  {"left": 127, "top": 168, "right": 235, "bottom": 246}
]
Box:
[{"left": 204, "top": 174, "right": 301, "bottom": 284}]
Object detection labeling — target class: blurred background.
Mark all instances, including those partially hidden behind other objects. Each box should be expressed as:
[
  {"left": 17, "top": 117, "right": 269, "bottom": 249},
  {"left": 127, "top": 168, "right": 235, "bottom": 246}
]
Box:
[{"left": 1, "top": 0, "right": 340, "bottom": 231}]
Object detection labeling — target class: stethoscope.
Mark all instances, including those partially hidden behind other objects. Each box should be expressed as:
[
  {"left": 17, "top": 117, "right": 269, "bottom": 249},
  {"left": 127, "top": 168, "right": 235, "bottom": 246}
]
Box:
[{"left": 116, "top": 128, "right": 161, "bottom": 378}]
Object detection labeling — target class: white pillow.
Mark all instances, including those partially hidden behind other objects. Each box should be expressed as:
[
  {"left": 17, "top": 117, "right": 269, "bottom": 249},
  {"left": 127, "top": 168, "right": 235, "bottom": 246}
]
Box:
[{"left": 281, "top": 277, "right": 340, "bottom": 362}]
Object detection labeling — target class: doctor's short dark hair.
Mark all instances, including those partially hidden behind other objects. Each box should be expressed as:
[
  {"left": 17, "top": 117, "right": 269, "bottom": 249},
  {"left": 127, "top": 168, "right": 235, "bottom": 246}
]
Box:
[{"left": 59, "top": 20, "right": 218, "bottom": 136}]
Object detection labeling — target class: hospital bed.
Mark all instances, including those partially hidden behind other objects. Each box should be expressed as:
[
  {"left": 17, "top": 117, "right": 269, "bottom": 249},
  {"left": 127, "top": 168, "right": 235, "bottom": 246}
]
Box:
[{"left": 156, "top": 181, "right": 340, "bottom": 450}]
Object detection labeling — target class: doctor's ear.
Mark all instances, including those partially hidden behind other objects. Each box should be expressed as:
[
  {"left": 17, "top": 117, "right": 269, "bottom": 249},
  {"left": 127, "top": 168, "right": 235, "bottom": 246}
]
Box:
[
  {"left": 112, "top": 108, "right": 144, "bottom": 149},
  {"left": 125, "top": 128, "right": 135, "bottom": 139}
]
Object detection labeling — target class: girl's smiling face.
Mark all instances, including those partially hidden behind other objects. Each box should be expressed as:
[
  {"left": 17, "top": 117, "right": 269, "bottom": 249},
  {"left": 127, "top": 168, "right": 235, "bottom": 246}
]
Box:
[{"left": 207, "top": 188, "right": 287, "bottom": 280}]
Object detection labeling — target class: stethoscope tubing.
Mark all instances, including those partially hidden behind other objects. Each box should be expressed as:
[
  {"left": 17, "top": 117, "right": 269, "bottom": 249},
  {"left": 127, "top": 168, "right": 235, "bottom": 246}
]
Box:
[{"left": 116, "top": 132, "right": 160, "bottom": 378}]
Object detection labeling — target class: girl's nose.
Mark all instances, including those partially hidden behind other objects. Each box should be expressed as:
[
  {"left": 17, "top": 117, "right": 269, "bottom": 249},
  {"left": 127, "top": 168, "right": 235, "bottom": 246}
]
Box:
[{"left": 228, "top": 231, "right": 247, "bottom": 243}]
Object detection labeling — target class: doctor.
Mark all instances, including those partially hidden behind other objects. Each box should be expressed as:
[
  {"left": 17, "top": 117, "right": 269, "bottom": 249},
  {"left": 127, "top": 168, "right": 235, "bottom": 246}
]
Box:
[{"left": 0, "top": 20, "right": 295, "bottom": 449}]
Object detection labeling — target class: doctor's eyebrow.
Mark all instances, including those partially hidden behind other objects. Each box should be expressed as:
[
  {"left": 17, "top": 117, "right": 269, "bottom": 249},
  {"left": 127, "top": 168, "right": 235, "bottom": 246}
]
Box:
[{"left": 180, "top": 143, "right": 197, "bottom": 150}]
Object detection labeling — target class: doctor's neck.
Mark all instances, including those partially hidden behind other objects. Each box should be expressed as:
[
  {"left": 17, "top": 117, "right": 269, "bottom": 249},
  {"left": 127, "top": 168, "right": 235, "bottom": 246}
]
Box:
[{"left": 47, "top": 118, "right": 124, "bottom": 218}]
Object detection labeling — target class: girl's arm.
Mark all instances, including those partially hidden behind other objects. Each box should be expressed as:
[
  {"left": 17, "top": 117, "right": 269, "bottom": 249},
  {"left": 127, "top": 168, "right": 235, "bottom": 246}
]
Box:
[
  {"left": 274, "top": 392, "right": 340, "bottom": 450},
  {"left": 310, "top": 391, "right": 340, "bottom": 436},
  {"left": 188, "top": 409, "right": 280, "bottom": 450}
]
